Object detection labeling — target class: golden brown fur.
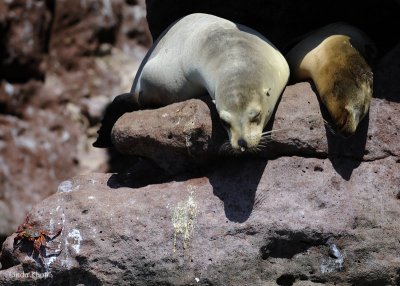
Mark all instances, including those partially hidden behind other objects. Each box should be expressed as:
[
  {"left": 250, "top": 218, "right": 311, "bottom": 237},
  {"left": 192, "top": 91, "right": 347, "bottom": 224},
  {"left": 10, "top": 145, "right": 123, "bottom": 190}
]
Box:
[{"left": 286, "top": 23, "right": 375, "bottom": 137}]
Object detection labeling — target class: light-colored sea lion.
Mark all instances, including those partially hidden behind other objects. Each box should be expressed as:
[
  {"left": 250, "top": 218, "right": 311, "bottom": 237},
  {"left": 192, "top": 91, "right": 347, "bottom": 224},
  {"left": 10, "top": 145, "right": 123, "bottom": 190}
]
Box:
[
  {"left": 93, "top": 13, "right": 289, "bottom": 152},
  {"left": 286, "top": 22, "right": 376, "bottom": 137}
]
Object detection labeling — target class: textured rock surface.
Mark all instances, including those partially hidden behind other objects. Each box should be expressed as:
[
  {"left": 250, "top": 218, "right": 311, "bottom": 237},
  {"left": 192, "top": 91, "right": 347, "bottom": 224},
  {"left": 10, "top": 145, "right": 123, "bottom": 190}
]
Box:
[
  {"left": 0, "top": 107, "right": 79, "bottom": 237},
  {"left": 111, "top": 82, "right": 400, "bottom": 176},
  {"left": 0, "top": 0, "right": 150, "bottom": 238},
  {"left": 0, "top": 156, "right": 399, "bottom": 285},
  {"left": 0, "top": 0, "right": 51, "bottom": 82},
  {"left": 111, "top": 96, "right": 224, "bottom": 174}
]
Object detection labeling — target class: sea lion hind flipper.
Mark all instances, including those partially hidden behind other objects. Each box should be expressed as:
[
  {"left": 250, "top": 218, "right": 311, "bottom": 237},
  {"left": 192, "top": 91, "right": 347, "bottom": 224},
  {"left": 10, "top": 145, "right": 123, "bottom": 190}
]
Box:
[{"left": 92, "top": 92, "right": 138, "bottom": 148}]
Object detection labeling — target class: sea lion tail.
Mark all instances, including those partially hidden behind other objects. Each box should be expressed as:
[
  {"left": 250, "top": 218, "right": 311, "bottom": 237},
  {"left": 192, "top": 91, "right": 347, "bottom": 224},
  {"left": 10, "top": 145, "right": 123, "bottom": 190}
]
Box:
[{"left": 92, "top": 92, "right": 138, "bottom": 148}]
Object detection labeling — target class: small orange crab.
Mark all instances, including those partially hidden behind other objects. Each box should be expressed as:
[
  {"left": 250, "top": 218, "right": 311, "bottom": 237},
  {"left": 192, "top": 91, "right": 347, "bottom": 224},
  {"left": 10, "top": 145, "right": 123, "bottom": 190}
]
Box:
[{"left": 13, "top": 215, "right": 63, "bottom": 261}]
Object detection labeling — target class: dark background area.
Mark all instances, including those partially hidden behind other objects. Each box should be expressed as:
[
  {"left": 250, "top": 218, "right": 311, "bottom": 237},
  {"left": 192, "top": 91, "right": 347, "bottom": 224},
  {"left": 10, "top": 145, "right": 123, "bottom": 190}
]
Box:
[{"left": 146, "top": 0, "right": 400, "bottom": 57}]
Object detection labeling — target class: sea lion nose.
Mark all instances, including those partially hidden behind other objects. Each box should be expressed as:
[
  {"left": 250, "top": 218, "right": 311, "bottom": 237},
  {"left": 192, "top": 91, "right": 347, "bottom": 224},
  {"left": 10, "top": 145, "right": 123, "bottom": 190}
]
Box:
[{"left": 238, "top": 138, "right": 247, "bottom": 152}]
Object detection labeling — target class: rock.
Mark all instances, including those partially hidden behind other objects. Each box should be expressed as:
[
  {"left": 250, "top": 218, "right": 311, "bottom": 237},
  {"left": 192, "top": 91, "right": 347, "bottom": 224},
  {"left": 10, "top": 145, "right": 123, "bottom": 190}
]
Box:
[
  {"left": 111, "top": 82, "right": 400, "bottom": 176},
  {"left": 0, "top": 110, "right": 80, "bottom": 238},
  {"left": 268, "top": 84, "right": 400, "bottom": 164},
  {"left": 0, "top": 0, "right": 149, "bottom": 239},
  {"left": 117, "top": 0, "right": 152, "bottom": 53},
  {"left": 0, "top": 0, "right": 51, "bottom": 82},
  {"left": 0, "top": 155, "right": 399, "bottom": 285},
  {"left": 0, "top": 80, "right": 42, "bottom": 117},
  {"left": 111, "top": 96, "right": 224, "bottom": 174},
  {"left": 0, "top": 48, "right": 146, "bottom": 237},
  {"left": 49, "top": 0, "right": 124, "bottom": 69}
]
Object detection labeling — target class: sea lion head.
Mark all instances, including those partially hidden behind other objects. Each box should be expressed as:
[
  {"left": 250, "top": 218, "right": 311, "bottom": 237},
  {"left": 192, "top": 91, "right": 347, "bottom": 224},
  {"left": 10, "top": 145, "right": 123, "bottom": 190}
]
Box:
[
  {"left": 215, "top": 85, "right": 272, "bottom": 152},
  {"left": 321, "top": 57, "right": 373, "bottom": 137}
]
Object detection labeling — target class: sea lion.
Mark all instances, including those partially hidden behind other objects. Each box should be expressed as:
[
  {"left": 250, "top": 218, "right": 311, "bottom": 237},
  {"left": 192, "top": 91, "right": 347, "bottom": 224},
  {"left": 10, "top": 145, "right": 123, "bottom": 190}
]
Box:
[
  {"left": 286, "top": 22, "right": 376, "bottom": 137},
  {"left": 93, "top": 13, "right": 289, "bottom": 152}
]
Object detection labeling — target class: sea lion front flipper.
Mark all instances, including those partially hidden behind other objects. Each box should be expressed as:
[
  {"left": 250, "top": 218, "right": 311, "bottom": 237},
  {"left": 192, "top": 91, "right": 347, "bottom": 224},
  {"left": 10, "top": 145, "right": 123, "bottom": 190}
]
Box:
[{"left": 92, "top": 93, "right": 138, "bottom": 148}]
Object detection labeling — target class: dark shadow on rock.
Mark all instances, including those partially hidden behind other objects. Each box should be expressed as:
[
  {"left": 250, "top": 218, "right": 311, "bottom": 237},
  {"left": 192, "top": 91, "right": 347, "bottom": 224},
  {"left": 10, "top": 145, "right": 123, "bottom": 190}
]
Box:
[
  {"left": 195, "top": 94, "right": 228, "bottom": 150},
  {"left": 106, "top": 148, "right": 142, "bottom": 174},
  {"left": 52, "top": 268, "right": 102, "bottom": 286},
  {"left": 326, "top": 156, "right": 364, "bottom": 181},
  {"left": 260, "top": 229, "right": 329, "bottom": 260},
  {"left": 106, "top": 156, "right": 174, "bottom": 189},
  {"left": 208, "top": 157, "right": 267, "bottom": 223},
  {"left": 0, "top": 236, "right": 6, "bottom": 250},
  {"left": 264, "top": 88, "right": 284, "bottom": 134},
  {"left": 12, "top": 230, "right": 63, "bottom": 269},
  {"left": 311, "top": 83, "right": 368, "bottom": 180},
  {"left": 261, "top": 87, "right": 299, "bottom": 160}
]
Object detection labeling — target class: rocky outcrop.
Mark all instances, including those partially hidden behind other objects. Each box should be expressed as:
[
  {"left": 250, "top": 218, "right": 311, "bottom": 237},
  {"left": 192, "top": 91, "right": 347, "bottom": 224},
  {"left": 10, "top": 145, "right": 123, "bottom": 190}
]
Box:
[
  {"left": 111, "top": 82, "right": 400, "bottom": 177},
  {"left": 111, "top": 96, "right": 221, "bottom": 174},
  {"left": 0, "top": 0, "right": 150, "bottom": 239},
  {"left": 0, "top": 102, "right": 80, "bottom": 237},
  {"left": 0, "top": 0, "right": 51, "bottom": 83},
  {"left": 49, "top": 0, "right": 150, "bottom": 69},
  {"left": 1, "top": 43, "right": 399, "bottom": 283},
  {"left": 0, "top": 155, "right": 399, "bottom": 285}
]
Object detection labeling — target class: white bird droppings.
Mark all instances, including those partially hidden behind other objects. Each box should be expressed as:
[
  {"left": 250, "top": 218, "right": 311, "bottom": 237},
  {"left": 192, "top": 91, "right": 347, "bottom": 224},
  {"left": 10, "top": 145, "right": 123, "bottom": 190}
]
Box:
[{"left": 68, "top": 229, "right": 82, "bottom": 254}]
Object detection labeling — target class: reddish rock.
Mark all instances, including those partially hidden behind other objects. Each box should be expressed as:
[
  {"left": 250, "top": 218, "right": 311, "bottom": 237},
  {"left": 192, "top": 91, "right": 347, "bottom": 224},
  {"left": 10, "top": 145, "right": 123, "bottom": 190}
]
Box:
[
  {"left": 0, "top": 0, "right": 149, "bottom": 239},
  {"left": 111, "top": 97, "right": 224, "bottom": 173},
  {"left": 111, "top": 82, "right": 400, "bottom": 175},
  {"left": 0, "top": 80, "right": 42, "bottom": 116},
  {"left": 0, "top": 109, "right": 80, "bottom": 238},
  {"left": 269, "top": 83, "right": 400, "bottom": 163},
  {"left": 117, "top": 0, "right": 152, "bottom": 53},
  {"left": 0, "top": 0, "right": 51, "bottom": 82},
  {"left": 49, "top": 0, "right": 124, "bottom": 69},
  {"left": 0, "top": 155, "right": 399, "bottom": 285}
]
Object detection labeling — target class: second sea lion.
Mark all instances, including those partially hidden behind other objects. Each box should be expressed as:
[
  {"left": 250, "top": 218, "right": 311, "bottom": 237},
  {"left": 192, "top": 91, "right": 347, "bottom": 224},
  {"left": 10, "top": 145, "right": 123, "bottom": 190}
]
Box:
[{"left": 286, "top": 22, "right": 376, "bottom": 137}]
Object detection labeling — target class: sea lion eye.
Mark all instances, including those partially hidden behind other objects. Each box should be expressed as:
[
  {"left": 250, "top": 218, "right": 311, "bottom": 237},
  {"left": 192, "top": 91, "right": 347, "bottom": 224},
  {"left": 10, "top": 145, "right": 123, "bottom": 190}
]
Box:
[
  {"left": 264, "top": 87, "right": 271, "bottom": 97},
  {"left": 250, "top": 111, "right": 261, "bottom": 123}
]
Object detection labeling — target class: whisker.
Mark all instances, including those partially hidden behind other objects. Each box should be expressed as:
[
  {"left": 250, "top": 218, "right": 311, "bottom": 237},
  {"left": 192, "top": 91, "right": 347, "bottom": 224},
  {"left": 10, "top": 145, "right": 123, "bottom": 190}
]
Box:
[
  {"left": 260, "top": 135, "right": 272, "bottom": 140},
  {"left": 261, "top": 128, "right": 290, "bottom": 135},
  {"left": 322, "top": 119, "right": 337, "bottom": 135},
  {"left": 218, "top": 141, "right": 233, "bottom": 155},
  {"left": 251, "top": 148, "right": 258, "bottom": 154},
  {"left": 259, "top": 137, "right": 272, "bottom": 144}
]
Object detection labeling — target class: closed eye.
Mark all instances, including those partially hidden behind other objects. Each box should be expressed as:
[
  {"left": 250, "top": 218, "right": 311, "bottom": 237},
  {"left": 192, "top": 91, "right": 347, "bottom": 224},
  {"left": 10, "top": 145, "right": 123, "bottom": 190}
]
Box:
[{"left": 250, "top": 111, "right": 261, "bottom": 123}]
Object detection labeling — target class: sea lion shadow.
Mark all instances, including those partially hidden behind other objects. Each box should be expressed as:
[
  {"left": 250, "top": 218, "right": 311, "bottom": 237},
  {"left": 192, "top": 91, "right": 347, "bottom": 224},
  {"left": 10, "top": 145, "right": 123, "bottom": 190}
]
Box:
[
  {"left": 208, "top": 158, "right": 267, "bottom": 223},
  {"left": 310, "top": 83, "right": 369, "bottom": 181},
  {"left": 106, "top": 157, "right": 174, "bottom": 189}
]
